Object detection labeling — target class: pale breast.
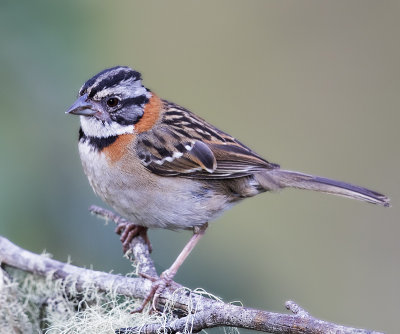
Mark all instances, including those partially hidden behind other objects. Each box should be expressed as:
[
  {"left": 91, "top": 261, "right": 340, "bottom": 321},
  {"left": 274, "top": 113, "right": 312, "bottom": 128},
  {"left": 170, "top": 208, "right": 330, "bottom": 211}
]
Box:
[{"left": 78, "top": 140, "right": 234, "bottom": 230}]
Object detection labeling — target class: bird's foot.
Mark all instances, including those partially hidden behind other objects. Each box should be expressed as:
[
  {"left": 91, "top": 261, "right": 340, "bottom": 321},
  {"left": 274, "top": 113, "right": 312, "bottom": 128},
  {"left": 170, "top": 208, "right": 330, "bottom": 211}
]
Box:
[
  {"left": 131, "top": 270, "right": 174, "bottom": 313},
  {"left": 115, "top": 222, "right": 152, "bottom": 253}
]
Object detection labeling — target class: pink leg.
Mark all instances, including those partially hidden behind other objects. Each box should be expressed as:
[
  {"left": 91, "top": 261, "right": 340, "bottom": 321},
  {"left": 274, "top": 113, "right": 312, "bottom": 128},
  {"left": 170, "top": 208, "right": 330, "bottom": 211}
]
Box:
[{"left": 133, "top": 223, "right": 208, "bottom": 313}]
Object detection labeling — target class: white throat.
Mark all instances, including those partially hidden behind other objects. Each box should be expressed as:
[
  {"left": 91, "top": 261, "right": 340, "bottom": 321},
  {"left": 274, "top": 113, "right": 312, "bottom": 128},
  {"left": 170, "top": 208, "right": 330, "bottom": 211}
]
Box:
[{"left": 80, "top": 116, "right": 134, "bottom": 138}]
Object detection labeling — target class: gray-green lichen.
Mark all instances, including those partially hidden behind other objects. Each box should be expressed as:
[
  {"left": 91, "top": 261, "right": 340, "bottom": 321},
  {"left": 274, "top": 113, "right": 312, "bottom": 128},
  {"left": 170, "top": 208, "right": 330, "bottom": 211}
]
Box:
[{"left": 0, "top": 268, "right": 170, "bottom": 334}]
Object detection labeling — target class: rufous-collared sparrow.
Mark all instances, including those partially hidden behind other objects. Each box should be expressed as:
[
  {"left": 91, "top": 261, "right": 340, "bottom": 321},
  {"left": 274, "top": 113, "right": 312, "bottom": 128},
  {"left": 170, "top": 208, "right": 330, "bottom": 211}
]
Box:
[{"left": 67, "top": 66, "right": 389, "bottom": 311}]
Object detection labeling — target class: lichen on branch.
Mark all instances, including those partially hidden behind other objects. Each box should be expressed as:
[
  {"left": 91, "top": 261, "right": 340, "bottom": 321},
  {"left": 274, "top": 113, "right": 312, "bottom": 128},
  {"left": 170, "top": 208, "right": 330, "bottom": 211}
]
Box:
[{"left": 0, "top": 207, "right": 384, "bottom": 334}]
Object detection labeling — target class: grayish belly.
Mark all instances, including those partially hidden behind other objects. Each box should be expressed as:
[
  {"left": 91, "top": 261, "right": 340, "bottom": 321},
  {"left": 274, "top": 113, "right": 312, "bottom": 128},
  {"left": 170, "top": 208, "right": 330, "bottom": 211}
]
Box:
[{"left": 78, "top": 141, "right": 233, "bottom": 230}]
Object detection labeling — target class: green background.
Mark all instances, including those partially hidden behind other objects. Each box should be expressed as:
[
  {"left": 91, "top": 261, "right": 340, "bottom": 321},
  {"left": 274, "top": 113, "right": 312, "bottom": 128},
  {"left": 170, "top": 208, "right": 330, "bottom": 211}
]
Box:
[{"left": 0, "top": 1, "right": 399, "bottom": 333}]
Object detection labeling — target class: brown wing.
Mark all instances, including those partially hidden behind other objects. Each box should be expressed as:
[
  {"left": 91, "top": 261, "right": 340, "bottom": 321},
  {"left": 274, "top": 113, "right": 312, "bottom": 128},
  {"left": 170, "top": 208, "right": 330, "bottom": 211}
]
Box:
[{"left": 136, "top": 100, "right": 279, "bottom": 179}]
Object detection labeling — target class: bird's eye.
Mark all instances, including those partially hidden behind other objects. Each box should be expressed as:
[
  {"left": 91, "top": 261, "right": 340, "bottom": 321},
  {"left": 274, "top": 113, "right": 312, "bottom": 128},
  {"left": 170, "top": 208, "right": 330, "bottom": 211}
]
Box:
[{"left": 106, "top": 97, "right": 119, "bottom": 108}]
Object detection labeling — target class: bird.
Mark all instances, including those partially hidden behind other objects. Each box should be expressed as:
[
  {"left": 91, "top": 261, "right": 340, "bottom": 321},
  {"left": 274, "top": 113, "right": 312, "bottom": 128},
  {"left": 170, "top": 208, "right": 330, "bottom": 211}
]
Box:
[{"left": 67, "top": 65, "right": 390, "bottom": 311}]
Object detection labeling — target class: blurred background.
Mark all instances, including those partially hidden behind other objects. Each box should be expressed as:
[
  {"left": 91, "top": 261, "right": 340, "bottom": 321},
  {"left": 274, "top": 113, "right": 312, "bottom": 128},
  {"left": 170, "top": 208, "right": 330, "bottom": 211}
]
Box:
[{"left": 0, "top": 0, "right": 399, "bottom": 332}]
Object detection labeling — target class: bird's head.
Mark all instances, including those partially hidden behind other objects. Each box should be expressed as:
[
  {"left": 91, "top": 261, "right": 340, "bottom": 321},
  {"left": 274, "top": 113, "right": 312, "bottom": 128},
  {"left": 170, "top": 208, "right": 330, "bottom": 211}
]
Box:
[{"left": 67, "top": 66, "right": 151, "bottom": 138}]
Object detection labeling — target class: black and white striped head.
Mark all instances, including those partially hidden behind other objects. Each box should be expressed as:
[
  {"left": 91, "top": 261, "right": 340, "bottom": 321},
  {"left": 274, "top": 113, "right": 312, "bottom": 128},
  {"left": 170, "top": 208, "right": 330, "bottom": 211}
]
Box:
[{"left": 67, "top": 66, "right": 151, "bottom": 138}]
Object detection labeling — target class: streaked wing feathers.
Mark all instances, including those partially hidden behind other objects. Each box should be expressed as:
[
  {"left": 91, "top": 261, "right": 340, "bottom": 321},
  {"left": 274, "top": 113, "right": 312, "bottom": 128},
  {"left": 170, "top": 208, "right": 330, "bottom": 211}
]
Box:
[{"left": 136, "top": 101, "right": 279, "bottom": 179}]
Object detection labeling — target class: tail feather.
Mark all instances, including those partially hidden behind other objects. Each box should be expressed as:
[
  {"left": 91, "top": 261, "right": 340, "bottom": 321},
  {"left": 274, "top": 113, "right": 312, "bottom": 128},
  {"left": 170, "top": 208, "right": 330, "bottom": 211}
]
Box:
[{"left": 269, "top": 169, "right": 390, "bottom": 207}]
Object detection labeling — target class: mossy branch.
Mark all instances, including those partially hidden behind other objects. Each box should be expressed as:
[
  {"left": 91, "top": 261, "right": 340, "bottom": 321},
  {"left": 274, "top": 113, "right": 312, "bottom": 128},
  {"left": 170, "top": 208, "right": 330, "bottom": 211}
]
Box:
[{"left": 0, "top": 206, "right": 383, "bottom": 334}]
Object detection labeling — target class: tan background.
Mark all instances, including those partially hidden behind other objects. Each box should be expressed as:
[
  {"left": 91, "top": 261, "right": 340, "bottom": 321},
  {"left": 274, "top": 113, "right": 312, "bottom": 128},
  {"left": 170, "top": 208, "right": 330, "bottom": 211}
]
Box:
[{"left": 0, "top": 1, "right": 399, "bottom": 333}]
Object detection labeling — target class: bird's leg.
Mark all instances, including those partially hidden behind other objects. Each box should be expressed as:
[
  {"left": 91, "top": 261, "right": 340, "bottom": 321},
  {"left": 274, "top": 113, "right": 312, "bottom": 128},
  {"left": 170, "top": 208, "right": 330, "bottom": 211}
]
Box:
[
  {"left": 115, "top": 222, "right": 152, "bottom": 253},
  {"left": 132, "top": 222, "right": 208, "bottom": 313}
]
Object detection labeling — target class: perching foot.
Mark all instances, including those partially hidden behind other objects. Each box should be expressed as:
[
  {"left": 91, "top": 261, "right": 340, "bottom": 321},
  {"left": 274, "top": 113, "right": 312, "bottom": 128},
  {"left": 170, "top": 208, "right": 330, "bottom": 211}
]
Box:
[
  {"left": 115, "top": 222, "right": 152, "bottom": 253},
  {"left": 131, "top": 271, "right": 173, "bottom": 313}
]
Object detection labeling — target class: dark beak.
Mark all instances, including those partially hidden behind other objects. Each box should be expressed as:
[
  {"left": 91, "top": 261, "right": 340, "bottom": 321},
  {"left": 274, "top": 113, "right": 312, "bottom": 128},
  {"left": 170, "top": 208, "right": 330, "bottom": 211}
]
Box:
[{"left": 66, "top": 94, "right": 98, "bottom": 116}]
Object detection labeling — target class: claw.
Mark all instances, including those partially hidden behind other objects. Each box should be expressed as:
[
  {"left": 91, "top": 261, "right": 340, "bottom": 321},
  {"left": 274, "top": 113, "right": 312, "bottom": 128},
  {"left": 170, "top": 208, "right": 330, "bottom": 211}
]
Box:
[
  {"left": 131, "top": 271, "right": 173, "bottom": 313},
  {"left": 115, "top": 222, "right": 152, "bottom": 253}
]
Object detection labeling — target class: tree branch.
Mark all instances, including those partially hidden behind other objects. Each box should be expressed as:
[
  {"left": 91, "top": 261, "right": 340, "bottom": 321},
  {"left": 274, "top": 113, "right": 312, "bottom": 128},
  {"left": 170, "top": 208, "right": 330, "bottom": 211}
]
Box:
[
  {"left": 0, "top": 207, "right": 384, "bottom": 334},
  {"left": 89, "top": 205, "right": 157, "bottom": 278}
]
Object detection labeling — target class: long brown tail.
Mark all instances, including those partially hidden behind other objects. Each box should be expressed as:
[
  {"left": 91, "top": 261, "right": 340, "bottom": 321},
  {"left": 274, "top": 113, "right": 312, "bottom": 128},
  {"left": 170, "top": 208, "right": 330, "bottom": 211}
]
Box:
[{"left": 268, "top": 169, "right": 390, "bottom": 207}]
